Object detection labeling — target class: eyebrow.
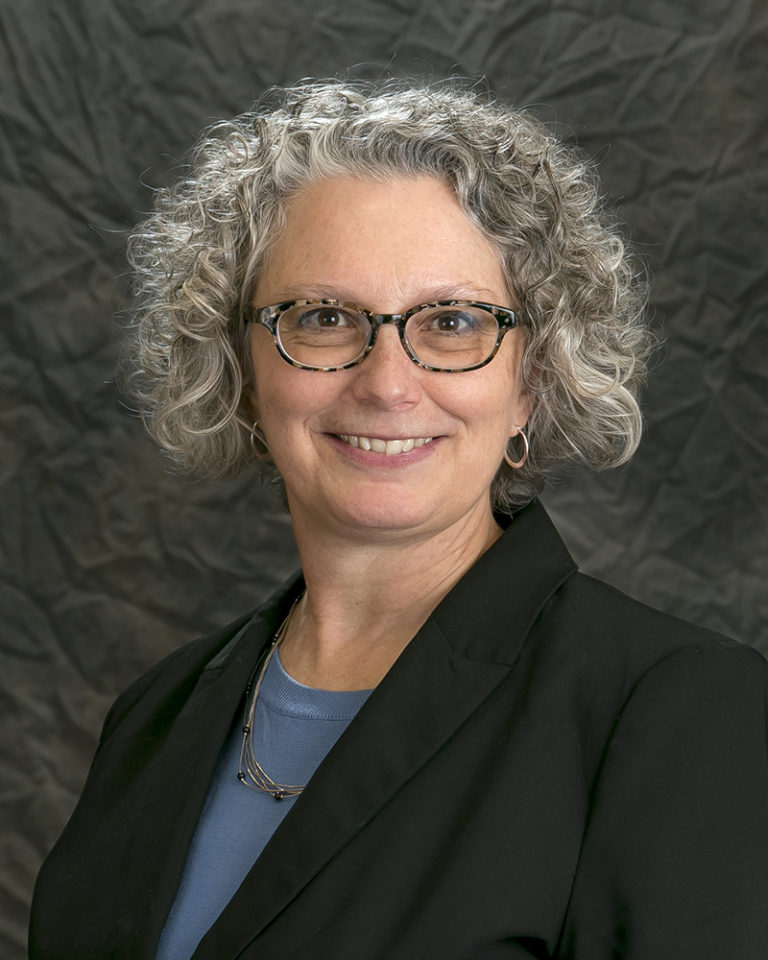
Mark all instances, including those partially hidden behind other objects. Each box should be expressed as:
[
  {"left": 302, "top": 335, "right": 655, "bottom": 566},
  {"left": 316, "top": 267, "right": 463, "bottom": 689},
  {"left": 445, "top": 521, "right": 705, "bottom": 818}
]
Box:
[{"left": 265, "top": 282, "right": 505, "bottom": 306}]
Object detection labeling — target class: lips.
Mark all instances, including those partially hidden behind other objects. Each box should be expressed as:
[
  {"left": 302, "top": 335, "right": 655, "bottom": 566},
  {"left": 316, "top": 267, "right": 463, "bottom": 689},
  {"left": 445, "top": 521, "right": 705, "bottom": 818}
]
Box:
[{"left": 336, "top": 435, "right": 434, "bottom": 456}]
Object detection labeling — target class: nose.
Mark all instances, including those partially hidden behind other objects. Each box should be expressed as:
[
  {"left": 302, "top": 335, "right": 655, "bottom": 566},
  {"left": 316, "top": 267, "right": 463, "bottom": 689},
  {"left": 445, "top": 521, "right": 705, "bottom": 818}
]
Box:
[{"left": 349, "top": 324, "right": 421, "bottom": 409}]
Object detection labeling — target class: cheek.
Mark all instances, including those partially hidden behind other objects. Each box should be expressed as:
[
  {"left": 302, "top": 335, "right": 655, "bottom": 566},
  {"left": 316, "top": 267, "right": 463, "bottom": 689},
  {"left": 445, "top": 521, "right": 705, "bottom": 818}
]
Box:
[
  {"left": 248, "top": 334, "right": 307, "bottom": 423},
  {"left": 249, "top": 351, "right": 341, "bottom": 451},
  {"left": 491, "top": 339, "right": 528, "bottom": 429},
  {"left": 452, "top": 365, "right": 522, "bottom": 440},
  {"left": 253, "top": 374, "right": 305, "bottom": 435}
]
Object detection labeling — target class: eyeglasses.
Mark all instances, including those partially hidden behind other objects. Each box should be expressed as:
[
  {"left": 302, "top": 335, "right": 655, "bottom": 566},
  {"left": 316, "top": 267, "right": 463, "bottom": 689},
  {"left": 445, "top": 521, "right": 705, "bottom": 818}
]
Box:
[{"left": 253, "top": 299, "right": 528, "bottom": 372}]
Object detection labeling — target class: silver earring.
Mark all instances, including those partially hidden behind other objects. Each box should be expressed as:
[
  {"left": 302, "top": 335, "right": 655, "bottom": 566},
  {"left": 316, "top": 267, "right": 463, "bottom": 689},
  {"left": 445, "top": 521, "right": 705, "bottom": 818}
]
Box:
[
  {"left": 504, "top": 427, "right": 529, "bottom": 469},
  {"left": 250, "top": 421, "right": 270, "bottom": 460}
]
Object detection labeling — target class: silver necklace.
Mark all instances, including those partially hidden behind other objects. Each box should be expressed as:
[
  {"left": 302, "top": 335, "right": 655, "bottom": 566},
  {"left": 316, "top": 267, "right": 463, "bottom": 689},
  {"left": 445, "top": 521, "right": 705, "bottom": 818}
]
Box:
[{"left": 237, "top": 595, "right": 305, "bottom": 801}]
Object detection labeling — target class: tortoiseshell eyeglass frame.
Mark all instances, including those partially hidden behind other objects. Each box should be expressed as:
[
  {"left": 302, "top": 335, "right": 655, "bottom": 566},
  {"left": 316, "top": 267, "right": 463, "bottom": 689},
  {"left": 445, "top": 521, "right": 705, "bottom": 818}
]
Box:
[{"left": 251, "top": 299, "right": 529, "bottom": 372}]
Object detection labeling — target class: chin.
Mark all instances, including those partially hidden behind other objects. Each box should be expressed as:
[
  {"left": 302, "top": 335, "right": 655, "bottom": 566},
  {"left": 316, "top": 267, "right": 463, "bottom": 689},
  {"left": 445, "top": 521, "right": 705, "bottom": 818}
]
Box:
[
  {"left": 314, "top": 492, "right": 445, "bottom": 538},
  {"left": 339, "top": 504, "right": 436, "bottom": 535}
]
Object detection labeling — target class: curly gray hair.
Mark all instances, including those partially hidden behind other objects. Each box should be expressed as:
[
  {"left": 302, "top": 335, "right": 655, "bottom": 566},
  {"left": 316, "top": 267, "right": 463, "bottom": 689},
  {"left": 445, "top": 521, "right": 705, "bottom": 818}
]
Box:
[{"left": 127, "top": 78, "right": 650, "bottom": 511}]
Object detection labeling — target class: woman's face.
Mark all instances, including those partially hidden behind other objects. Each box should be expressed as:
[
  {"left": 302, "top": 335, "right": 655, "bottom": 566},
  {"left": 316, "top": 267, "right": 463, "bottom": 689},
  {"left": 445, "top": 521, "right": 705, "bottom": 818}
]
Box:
[{"left": 249, "top": 175, "right": 530, "bottom": 542}]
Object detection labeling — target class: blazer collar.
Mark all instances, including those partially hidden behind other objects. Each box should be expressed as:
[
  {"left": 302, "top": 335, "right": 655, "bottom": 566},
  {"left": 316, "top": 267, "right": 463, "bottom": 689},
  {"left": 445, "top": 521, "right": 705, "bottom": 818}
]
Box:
[
  {"left": 192, "top": 499, "right": 577, "bottom": 958},
  {"left": 434, "top": 498, "right": 577, "bottom": 663}
]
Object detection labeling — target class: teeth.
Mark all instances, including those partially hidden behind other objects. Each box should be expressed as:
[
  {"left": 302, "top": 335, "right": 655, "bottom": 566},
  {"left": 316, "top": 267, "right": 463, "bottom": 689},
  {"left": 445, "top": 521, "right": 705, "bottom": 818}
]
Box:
[{"left": 338, "top": 435, "right": 433, "bottom": 456}]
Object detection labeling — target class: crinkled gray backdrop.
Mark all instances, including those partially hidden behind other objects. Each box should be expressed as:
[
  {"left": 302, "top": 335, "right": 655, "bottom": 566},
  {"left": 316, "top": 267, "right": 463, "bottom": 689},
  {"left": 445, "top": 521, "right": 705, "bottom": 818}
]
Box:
[{"left": 1, "top": 0, "right": 766, "bottom": 954}]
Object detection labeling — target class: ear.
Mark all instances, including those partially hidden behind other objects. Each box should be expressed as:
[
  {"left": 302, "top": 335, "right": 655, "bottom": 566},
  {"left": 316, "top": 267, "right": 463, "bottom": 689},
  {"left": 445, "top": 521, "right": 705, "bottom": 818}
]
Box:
[
  {"left": 509, "top": 389, "right": 534, "bottom": 436},
  {"left": 244, "top": 320, "right": 271, "bottom": 426},
  {"left": 241, "top": 343, "right": 261, "bottom": 424},
  {"left": 244, "top": 388, "right": 259, "bottom": 424}
]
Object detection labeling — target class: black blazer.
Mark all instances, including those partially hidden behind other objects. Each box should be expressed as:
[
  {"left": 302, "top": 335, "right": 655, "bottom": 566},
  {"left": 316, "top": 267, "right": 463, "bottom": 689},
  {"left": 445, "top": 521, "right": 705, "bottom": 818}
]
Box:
[{"left": 30, "top": 501, "right": 768, "bottom": 959}]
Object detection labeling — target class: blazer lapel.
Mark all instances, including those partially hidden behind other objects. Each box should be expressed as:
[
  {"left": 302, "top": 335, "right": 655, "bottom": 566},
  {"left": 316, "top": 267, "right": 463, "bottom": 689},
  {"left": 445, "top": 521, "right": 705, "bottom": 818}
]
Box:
[
  {"left": 193, "top": 500, "right": 576, "bottom": 959},
  {"left": 116, "top": 587, "right": 302, "bottom": 957}
]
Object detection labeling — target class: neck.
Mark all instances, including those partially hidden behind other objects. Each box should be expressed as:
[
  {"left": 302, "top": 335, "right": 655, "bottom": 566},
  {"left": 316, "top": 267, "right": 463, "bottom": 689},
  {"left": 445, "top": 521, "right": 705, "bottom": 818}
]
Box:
[{"left": 278, "top": 502, "right": 502, "bottom": 691}]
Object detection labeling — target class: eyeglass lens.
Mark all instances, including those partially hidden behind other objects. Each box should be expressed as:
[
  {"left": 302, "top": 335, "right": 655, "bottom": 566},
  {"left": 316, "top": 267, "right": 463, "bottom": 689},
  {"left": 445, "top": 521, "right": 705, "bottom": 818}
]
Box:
[{"left": 275, "top": 303, "right": 501, "bottom": 370}]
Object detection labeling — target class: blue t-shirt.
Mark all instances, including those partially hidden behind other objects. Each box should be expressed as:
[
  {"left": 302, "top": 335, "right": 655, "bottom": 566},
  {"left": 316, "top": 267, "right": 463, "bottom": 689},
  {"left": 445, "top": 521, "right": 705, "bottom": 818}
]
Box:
[{"left": 156, "top": 645, "right": 372, "bottom": 960}]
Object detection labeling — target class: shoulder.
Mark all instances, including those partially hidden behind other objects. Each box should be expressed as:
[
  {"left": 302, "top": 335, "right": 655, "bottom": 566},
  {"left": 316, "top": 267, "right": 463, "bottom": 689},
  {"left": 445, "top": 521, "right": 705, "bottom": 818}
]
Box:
[
  {"left": 557, "top": 570, "right": 730, "bottom": 646},
  {"left": 543, "top": 569, "right": 767, "bottom": 682},
  {"left": 557, "top": 638, "right": 768, "bottom": 957},
  {"left": 97, "top": 610, "right": 256, "bottom": 745},
  {"left": 97, "top": 571, "right": 305, "bottom": 745},
  {"left": 508, "top": 568, "right": 768, "bottom": 771},
  {"left": 480, "top": 500, "right": 764, "bottom": 681}
]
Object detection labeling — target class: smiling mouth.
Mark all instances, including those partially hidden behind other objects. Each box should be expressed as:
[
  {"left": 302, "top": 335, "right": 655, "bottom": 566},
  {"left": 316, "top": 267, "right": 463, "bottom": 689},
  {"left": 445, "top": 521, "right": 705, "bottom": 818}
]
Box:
[{"left": 336, "top": 435, "right": 435, "bottom": 456}]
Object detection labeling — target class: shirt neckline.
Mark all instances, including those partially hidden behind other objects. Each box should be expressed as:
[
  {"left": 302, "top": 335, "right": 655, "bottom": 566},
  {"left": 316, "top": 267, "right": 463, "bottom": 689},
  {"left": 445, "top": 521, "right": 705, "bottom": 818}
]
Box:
[{"left": 257, "top": 648, "right": 373, "bottom": 721}]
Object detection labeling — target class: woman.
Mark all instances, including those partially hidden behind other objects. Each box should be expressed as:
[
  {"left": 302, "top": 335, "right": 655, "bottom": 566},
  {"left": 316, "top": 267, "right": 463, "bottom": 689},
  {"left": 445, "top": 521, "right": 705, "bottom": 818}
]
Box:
[{"left": 30, "top": 80, "right": 768, "bottom": 959}]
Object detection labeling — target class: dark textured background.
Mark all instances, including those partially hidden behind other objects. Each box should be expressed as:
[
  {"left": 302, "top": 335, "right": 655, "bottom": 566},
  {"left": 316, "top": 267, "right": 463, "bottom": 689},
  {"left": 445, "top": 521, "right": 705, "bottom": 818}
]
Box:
[{"left": 2, "top": 0, "right": 766, "bottom": 954}]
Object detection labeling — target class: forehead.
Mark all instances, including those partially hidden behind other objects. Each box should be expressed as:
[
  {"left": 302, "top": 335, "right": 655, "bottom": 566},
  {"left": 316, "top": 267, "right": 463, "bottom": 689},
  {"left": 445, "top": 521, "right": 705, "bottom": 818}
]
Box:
[{"left": 255, "top": 175, "right": 508, "bottom": 309}]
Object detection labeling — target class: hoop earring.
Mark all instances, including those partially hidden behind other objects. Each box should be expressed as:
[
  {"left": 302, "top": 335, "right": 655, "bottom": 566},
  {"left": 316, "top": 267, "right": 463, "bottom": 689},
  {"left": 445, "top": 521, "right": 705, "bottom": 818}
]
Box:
[
  {"left": 504, "top": 427, "right": 529, "bottom": 470},
  {"left": 250, "top": 421, "right": 270, "bottom": 460}
]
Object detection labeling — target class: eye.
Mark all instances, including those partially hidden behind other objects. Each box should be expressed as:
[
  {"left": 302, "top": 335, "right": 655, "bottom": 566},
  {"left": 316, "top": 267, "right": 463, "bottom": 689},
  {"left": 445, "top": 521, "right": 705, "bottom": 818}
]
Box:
[
  {"left": 427, "top": 309, "right": 479, "bottom": 334},
  {"left": 295, "top": 305, "right": 357, "bottom": 329},
  {"left": 277, "top": 303, "right": 368, "bottom": 356},
  {"left": 411, "top": 305, "right": 495, "bottom": 338}
]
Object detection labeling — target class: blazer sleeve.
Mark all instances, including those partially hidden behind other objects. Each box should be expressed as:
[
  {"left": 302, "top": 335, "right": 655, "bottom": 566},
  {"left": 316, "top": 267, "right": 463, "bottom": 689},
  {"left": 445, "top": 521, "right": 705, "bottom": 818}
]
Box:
[{"left": 559, "top": 640, "right": 768, "bottom": 959}]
